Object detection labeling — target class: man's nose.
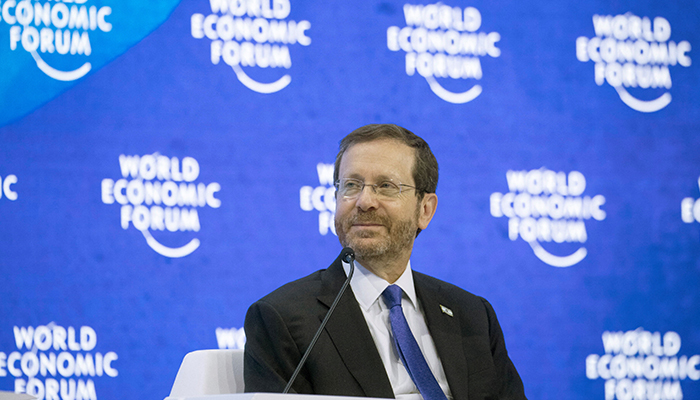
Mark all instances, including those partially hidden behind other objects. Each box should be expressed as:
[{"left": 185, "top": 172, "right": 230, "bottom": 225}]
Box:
[{"left": 354, "top": 184, "right": 379, "bottom": 210}]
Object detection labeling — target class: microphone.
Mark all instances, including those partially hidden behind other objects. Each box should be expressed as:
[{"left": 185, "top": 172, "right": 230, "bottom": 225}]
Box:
[
  {"left": 283, "top": 247, "right": 356, "bottom": 394},
  {"left": 341, "top": 247, "right": 355, "bottom": 264}
]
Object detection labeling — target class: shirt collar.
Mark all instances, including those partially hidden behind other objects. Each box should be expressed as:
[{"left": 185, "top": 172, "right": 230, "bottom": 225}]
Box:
[{"left": 342, "top": 259, "right": 418, "bottom": 312}]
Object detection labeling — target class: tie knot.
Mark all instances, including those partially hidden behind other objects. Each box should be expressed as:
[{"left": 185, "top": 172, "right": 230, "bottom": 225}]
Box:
[{"left": 382, "top": 284, "right": 403, "bottom": 309}]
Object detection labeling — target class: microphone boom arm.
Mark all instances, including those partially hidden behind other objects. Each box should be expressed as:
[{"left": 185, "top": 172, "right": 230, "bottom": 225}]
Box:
[{"left": 282, "top": 248, "right": 356, "bottom": 394}]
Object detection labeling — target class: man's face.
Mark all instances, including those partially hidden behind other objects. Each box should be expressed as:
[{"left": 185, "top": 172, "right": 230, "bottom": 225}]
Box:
[{"left": 334, "top": 139, "right": 435, "bottom": 262}]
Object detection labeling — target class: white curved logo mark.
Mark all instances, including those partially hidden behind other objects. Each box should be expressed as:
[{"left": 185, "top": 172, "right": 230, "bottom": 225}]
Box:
[
  {"left": 528, "top": 241, "right": 587, "bottom": 268},
  {"left": 191, "top": 4, "right": 311, "bottom": 95},
  {"left": 31, "top": 51, "right": 91, "bottom": 82},
  {"left": 425, "top": 76, "right": 482, "bottom": 104},
  {"left": 615, "top": 86, "right": 672, "bottom": 113},
  {"left": 387, "top": 5, "right": 499, "bottom": 105},
  {"left": 492, "top": 169, "right": 605, "bottom": 268},
  {"left": 141, "top": 229, "right": 201, "bottom": 259},
  {"left": 231, "top": 65, "right": 291, "bottom": 94},
  {"left": 576, "top": 14, "right": 692, "bottom": 114}
]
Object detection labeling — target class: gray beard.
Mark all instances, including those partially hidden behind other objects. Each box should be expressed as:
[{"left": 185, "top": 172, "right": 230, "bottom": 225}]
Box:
[{"left": 336, "top": 210, "right": 417, "bottom": 264}]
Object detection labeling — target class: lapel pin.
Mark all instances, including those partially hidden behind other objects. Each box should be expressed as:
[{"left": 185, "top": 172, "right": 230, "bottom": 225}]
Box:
[{"left": 440, "top": 305, "right": 453, "bottom": 317}]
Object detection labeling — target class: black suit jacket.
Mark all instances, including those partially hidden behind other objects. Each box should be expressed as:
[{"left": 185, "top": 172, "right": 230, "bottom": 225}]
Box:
[{"left": 244, "top": 256, "right": 526, "bottom": 400}]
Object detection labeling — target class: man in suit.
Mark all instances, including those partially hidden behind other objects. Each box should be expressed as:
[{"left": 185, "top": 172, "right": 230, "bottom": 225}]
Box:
[{"left": 244, "top": 124, "right": 526, "bottom": 399}]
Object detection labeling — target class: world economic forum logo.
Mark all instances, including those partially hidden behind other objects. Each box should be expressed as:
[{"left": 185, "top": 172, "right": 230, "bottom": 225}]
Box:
[
  {"left": 1, "top": 323, "right": 119, "bottom": 400},
  {"left": 586, "top": 328, "right": 699, "bottom": 400},
  {"left": 490, "top": 168, "right": 606, "bottom": 267},
  {"left": 1, "top": 0, "right": 112, "bottom": 81},
  {"left": 576, "top": 13, "right": 692, "bottom": 113},
  {"left": 386, "top": 3, "right": 501, "bottom": 104},
  {"left": 101, "top": 153, "right": 221, "bottom": 258},
  {"left": 0, "top": 173, "right": 18, "bottom": 201},
  {"left": 681, "top": 175, "right": 700, "bottom": 225},
  {"left": 191, "top": 0, "right": 311, "bottom": 94},
  {"left": 300, "top": 162, "right": 336, "bottom": 236}
]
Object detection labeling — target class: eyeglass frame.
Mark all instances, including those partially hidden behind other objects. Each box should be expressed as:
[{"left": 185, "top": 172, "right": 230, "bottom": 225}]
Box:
[{"left": 334, "top": 177, "right": 421, "bottom": 199}]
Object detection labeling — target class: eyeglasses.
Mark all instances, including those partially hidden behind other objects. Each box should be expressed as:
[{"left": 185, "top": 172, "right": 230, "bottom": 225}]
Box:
[{"left": 334, "top": 178, "right": 419, "bottom": 199}]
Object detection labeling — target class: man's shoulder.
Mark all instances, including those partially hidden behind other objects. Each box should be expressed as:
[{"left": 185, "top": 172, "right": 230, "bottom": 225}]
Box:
[
  {"left": 413, "top": 270, "right": 488, "bottom": 308},
  {"left": 257, "top": 268, "right": 326, "bottom": 306},
  {"left": 246, "top": 259, "right": 346, "bottom": 324}
]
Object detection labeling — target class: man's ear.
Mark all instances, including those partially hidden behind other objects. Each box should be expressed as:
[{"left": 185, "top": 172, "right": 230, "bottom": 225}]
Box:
[{"left": 417, "top": 193, "right": 438, "bottom": 230}]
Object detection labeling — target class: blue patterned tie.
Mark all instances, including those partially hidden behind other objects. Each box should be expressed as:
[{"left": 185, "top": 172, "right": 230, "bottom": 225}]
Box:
[{"left": 382, "top": 285, "right": 448, "bottom": 400}]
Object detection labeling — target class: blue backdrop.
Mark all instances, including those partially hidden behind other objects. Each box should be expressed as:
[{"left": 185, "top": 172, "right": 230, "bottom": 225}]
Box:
[{"left": 1, "top": 0, "right": 699, "bottom": 399}]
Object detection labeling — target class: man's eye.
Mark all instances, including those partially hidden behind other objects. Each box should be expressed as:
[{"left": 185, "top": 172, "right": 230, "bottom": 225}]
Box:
[
  {"left": 344, "top": 181, "right": 360, "bottom": 189},
  {"left": 378, "top": 182, "right": 395, "bottom": 189}
]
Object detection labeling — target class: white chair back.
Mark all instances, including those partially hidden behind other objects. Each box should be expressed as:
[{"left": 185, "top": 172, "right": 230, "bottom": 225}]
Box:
[{"left": 167, "top": 349, "right": 245, "bottom": 399}]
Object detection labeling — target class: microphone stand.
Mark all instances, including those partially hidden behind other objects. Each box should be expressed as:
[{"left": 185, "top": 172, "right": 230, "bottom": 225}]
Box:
[{"left": 283, "top": 248, "right": 356, "bottom": 394}]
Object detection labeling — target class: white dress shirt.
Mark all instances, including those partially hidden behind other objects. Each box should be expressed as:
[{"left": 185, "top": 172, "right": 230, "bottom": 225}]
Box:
[{"left": 342, "top": 260, "right": 453, "bottom": 400}]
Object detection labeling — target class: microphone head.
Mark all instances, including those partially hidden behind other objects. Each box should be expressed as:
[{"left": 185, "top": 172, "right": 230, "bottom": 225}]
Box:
[{"left": 340, "top": 247, "right": 355, "bottom": 264}]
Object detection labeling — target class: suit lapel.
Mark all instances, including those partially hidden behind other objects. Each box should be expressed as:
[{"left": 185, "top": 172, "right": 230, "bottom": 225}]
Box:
[
  {"left": 317, "top": 258, "right": 395, "bottom": 399},
  {"left": 414, "top": 273, "right": 470, "bottom": 400}
]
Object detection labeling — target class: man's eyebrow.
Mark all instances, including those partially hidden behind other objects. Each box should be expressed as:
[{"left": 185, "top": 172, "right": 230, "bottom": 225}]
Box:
[
  {"left": 375, "top": 173, "right": 407, "bottom": 182},
  {"left": 341, "top": 173, "right": 365, "bottom": 180},
  {"left": 342, "top": 173, "right": 403, "bottom": 182}
]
